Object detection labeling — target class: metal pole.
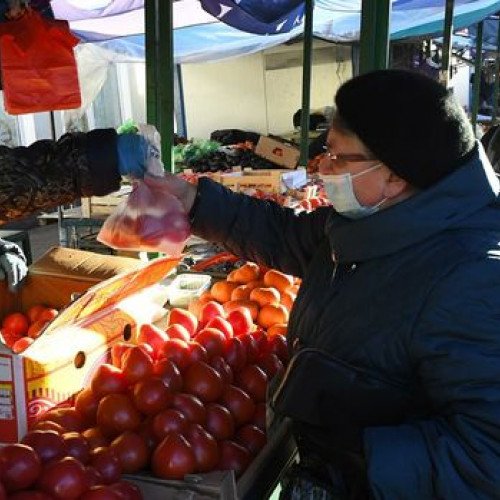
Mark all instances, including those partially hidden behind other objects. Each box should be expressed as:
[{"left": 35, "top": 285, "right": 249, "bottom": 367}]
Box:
[
  {"left": 439, "top": 0, "right": 454, "bottom": 86},
  {"left": 174, "top": 64, "right": 187, "bottom": 139},
  {"left": 492, "top": 15, "right": 500, "bottom": 125},
  {"left": 299, "top": 0, "right": 314, "bottom": 167},
  {"left": 145, "top": 1, "right": 174, "bottom": 171},
  {"left": 359, "top": 0, "right": 391, "bottom": 74},
  {"left": 471, "top": 21, "right": 483, "bottom": 133}
]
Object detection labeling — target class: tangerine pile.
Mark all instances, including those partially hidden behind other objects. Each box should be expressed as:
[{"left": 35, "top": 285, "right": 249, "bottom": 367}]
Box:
[{"left": 190, "top": 262, "right": 300, "bottom": 335}]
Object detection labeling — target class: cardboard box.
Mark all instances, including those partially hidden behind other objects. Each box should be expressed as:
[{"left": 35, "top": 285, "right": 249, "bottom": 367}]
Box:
[
  {"left": 254, "top": 136, "right": 300, "bottom": 169},
  {"left": 124, "top": 419, "right": 297, "bottom": 499},
  {"left": 218, "top": 168, "right": 306, "bottom": 194},
  {"left": 81, "top": 184, "right": 132, "bottom": 218},
  {"left": 0, "top": 248, "right": 178, "bottom": 443}
]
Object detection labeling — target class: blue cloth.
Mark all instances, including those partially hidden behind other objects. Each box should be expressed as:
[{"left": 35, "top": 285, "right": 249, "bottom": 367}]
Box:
[
  {"left": 190, "top": 143, "right": 500, "bottom": 498},
  {"left": 116, "top": 134, "right": 148, "bottom": 178}
]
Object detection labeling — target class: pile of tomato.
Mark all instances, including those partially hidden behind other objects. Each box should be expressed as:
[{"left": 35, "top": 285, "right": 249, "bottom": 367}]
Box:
[
  {"left": 9, "top": 299, "right": 288, "bottom": 493},
  {"left": 0, "top": 304, "right": 59, "bottom": 353}
]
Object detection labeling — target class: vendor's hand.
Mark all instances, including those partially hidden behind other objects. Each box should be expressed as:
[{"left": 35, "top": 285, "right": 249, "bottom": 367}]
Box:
[
  {"left": 0, "top": 248, "right": 28, "bottom": 291},
  {"left": 144, "top": 174, "right": 198, "bottom": 214},
  {"left": 116, "top": 134, "right": 149, "bottom": 178}
]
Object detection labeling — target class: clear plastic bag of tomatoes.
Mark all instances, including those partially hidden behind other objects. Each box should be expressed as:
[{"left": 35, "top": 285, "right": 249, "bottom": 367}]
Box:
[{"left": 97, "top": 175, "right": 191, "bottom": 257}]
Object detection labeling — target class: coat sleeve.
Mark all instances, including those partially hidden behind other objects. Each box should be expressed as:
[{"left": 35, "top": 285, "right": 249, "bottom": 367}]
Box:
[
  {"left": 0, "top": 128, "right": 120, "bottom": 223},
  {"left": 190, "top": 177, "right": 331, "bottom": 278},
  {"left": 364, "top": 259, "right": 500, "bottom": 499}
]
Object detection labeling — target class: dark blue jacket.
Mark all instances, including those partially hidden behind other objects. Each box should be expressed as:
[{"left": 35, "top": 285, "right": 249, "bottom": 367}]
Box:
[{"left": 191, "top": 144, "right": 500, "bottom": 499}]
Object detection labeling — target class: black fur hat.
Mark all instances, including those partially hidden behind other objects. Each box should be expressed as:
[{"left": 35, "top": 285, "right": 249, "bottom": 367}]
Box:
[{"left": 334, "top": 69, "right": 476, "bottom": 188}]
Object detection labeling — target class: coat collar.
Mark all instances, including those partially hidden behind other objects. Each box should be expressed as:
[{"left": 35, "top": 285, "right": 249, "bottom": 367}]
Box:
[{"left": 325, "top": 144, "right": 500, "bottom": 263}]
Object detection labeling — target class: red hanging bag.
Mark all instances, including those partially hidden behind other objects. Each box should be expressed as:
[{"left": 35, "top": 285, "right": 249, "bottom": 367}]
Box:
[{"left": 0, "top": 8, "right": 81, "bottom": 114}]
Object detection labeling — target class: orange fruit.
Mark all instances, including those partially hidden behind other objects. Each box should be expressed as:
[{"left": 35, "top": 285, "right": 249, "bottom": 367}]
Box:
[
  {"left": 257, "top": 304, "right": 289, "bottom": 329},
  {"left": 223, "top": 299, "right": 260, "bottom": 321},
  {"left": 280, "top": 290, "right": 296, "bottom": 312},
  {"left": 267, "top": 323, "right": 288, "bottom": 337},
  {"left": 289, "top": 284, "right": 300, "bottom": 295},
  {"left": 231, "top": 284, "right": 252, "bottom": 301},
  {"left": 263, "top": 270, "right": 294, "bottom": 293},
  {"left": 246, "top": 280, "right": 265, "bottom": 291},
  {"left": 226, "top": 270, "right": 243, "bottom": 284},
  {"left": 188, "top": 299, "right": 204, "bottom": 319},
  {"left": 210, "top": 281, "right": 240, "bottom": 304},
  {"left": 199, "top": 291, "right": 213, "bottom": 303},
  {"left": 231, "top": 262, "right": 261, "bottom": 284},
  {"left": 249, "top": 287, "right": 280, "bottom": 308}
]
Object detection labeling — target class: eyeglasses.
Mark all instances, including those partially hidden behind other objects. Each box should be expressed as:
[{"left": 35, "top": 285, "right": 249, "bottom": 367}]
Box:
[{"left": 322, "top": 145, "right": 377, "bottom": 165}]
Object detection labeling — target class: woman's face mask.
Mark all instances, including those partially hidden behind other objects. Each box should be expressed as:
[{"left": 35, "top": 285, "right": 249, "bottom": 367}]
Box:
[{"left": 321, "top": 163, "right": 386, "bottom": 219}]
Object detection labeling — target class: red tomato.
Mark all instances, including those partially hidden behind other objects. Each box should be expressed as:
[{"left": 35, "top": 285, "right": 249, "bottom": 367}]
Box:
[
  {"left": 85, "top": 465, "right": 103, "bottom": 488},
  {"left": 252, "top": 402, "right": 267, "bottom": 431},
  {"left": 221, "top": 385, "right": 256, "bottom": 426},
  {"left": 226, "top": 308, "right": 253, "bottom": 337},
  {"left": 205, "top": 316, "right": 234, "bottom": 340},
  {"left": 158, "top": 339, "right": 191, "bottom": 371},
  {"left": 121, "top": 346, "right": 154, "bottom": 384},
  {"left": 167, "top": 308, "right": 198, "bottom": 337},
  {"left": 132, "top": 377, "right": 172, "bottom": 415},
  {"left": 8, "top": 492, "right": 53, "bottom": 500},
  {"left": 209, "top": 355, "right": 233, "bottom": 386},
  {"left": 11, "top": 336, "right": 34, "bottom": 353},
  {"left": 193, "top": 328, "right": 226, "bottom": 358},
  {"left": 0, "top": 443, "right": 41, "bottom": 492},
  {"left": 187, "top": 341, "right": 208, "bottom": 364},
  {"left": 2, "top": 312, "right": 29, "bottom": 337},
  {"left": 185, "top": 423, "right": 219, "bottom": 473},
  {"left": 26, "top": 304, "right": 46, "bottom": 323},
  {"left": 75, "top": 388, "right": 99, "bottom": 427},
  {"left": 256, "top": 352, "right": 284, "bottom": 380},
  {"left": 235, "top": 364, "right": 268, "bottom": 402},
  {"left": 235, "top": 424, "right": 267, "bottom": 456},
  {"left": 82, "top": 428, "right": 110, "bottom": 452},
  {"left": 39, "top": 407, "right": 84, "bottom": 433},
  {"left": 165, "top": 323, "right": 190, "bottom": 343},
  {"left": 110, "top": 431, "right": 149, "bottom": 474},
  {"left": 152, "top": 409, "right": 188, "bottom": 440},
  {"left": 152, "top": 434, "right": 196, "bottom": 479},
  {"left": 27, "top": 320, "right": 49, "bottom": 339},
  {"left": 217, "top": 440, "right": 251, "bottom": 477},
  {"left": 172, "top": 393, "right": 206, "bottom": 425},
  {"left": 109, "top": 481, "right": 142, "bottom": 500},
  {"left": 0, "top": 326, "right": 20, "bottom": 347},
  {"left": 223, "top": 336, "right": 247, "bottom": 372},
  {"left": 153, "top": 358, "right": 183, "bottom": 393},
  {"left": 110, "top": 343, "right": 135, "bottom": 369},
  {"left": 38, "top": 456, "right": 87, "bottom": 499},
  {"left": 80, "top": 485, "right": 122, "bottom": 499},
  {"left": 205, "top": 403, "right": 235, "bottom": 440},
  {"left": 63, "top": 432, "right": 91, "bottom": 464},
  {"left": 199, "top": 301, "right": 225, "bottom": 326},
  {"left": 38, "top": 308, "right": 59, "bottom": 323},
  {"left": 21, "top": 430, "right": 66, "bottom": 463},
  {"left": 137, "top": 323, "right": 168, "bottom": 357},
  {"left": 89, "top": 447, "right": 122, "bottom": 485},
  {"left": 238, "top": 333, "right": 259, "bottom": 364},
  {"left": 96, "top": 393, "right": 142, "bottom": 437},
  {"left": 31, "top": 420, "right": 65, "bottom": 434},
  {"left": 183, "top": 361, "right": 224, "bottom": 403},
  {"left": 91, "top": 364, "right": 127, "bottom": 398}
]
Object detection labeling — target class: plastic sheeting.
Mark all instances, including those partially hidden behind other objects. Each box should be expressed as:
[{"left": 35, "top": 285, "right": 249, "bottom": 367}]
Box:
[{"left": 48, "top": 0, "right": 500, "bottom": 64}]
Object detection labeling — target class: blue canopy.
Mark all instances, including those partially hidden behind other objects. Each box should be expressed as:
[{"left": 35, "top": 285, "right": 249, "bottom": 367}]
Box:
[{"left": 49, "top": 0, "right": 500, "bottom": 63}]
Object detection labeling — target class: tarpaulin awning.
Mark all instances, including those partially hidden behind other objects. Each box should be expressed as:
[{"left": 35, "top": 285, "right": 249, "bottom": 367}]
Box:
[{"left": 49, "top": 0, "right": 500, "bottom": 63}]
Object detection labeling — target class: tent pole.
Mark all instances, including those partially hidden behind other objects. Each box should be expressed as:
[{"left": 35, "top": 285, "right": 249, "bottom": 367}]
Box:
[
  {"left": 492, "top": 15, "right": 500, "bottom": 125},
  {"left": 439, "top": 0, "right": 454, "bottom": 86},
  {"left": 471, "top": 20, "right": 483, "bottom": 134},
  {"left": 145, "top": 0, "right": 174, "bottom": 171},
  {"left": 299, "top": 0, "right": 314, "bottom": 167},
  {"left": 359, "top": 0, "right": 391, "bottom": 74},
  {"left": 174, "top": 64, "right": 187, "bottom": 139}
]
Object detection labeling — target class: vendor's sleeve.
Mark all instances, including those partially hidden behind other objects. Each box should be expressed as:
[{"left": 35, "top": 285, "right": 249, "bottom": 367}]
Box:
[
  {"left": 0, "top": 129, "right": 120, "bottom": 223},
  {"left": 191, "top": 177, "right": 330, "bottom": 277},
  {"left": 364, "top": 259, "right": 500, "bottom": 499}
]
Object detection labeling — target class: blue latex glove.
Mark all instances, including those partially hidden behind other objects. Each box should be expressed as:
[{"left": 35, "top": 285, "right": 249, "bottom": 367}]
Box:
[
  {"left": 0, "top": 245, "right": 28, "bottom": 291},
  {"left": 116, "top": 134, "right": 149, "bottom": 178}
]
